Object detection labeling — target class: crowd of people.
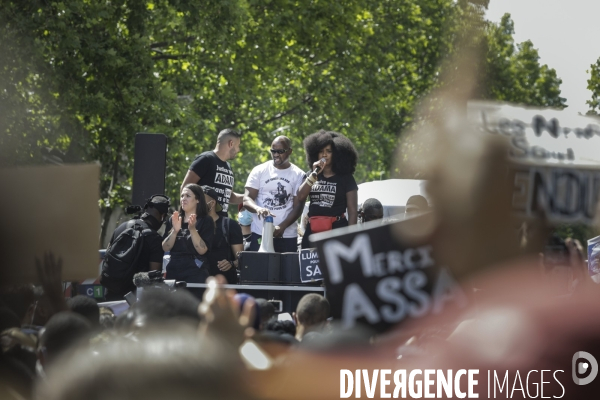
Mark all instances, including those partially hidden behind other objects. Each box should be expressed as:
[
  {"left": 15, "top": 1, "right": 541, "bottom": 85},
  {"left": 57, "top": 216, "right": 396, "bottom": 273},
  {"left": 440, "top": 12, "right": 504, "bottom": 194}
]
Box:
[{"left": 0, "top": 263, "right": 334, "bottom": 399}]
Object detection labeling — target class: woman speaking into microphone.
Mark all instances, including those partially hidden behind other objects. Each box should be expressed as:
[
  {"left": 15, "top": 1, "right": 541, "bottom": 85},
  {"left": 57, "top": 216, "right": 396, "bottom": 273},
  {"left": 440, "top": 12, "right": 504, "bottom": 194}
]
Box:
[{"left": 297, "top": 130, "right": 358, "bottom": 249}]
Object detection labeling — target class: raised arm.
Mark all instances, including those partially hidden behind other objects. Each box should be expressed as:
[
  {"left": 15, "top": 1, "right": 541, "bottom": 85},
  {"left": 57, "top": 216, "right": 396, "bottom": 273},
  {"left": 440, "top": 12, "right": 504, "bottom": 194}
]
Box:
[
  {"left": 297, "top": 159, "right": 323, "bottom": 203},
  {"left": 35, "top": 252, "right": 68, "bottom": 318},
  {"left": 296, "top": 176, "right": 313, "bottom": 204}
]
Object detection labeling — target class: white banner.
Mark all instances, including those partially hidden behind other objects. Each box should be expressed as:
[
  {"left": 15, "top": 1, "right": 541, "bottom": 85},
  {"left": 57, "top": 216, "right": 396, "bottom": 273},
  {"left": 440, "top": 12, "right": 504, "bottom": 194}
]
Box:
[
  {"left": 468, "top": 101, "right": 600, "bottom": 224},
  {"left": 469, "top": 101, "right": 600, "bottom": 167}
]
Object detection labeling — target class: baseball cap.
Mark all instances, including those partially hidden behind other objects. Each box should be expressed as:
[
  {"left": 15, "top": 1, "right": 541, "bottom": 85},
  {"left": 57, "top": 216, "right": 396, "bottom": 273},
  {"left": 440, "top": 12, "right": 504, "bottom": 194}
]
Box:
[
  {"left": 201, "top": 186, "right": 223, "bottom": 213},
  {"left": 145, "top": 194, "right": 170, "bottom": 214}
]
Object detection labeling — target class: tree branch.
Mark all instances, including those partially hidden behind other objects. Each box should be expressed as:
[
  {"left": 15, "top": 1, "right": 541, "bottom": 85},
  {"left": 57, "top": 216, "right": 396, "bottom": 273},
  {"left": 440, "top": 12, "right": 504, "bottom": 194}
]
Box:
[
  {"left": 251, "top": 94, "right": 314, "bottom": 127},
  {"left": 313, "top": 56, "right": 335, "bottom": 67},
  {"left": 150, "top": 36, "right": 196, "bottom": 49},
  {"left": 152, "top": 54, "right": 190, "bottom": 60}
]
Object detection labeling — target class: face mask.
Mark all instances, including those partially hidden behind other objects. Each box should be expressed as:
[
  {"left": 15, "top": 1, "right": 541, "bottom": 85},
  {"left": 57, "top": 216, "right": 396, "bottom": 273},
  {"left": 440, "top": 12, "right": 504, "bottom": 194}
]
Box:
[{"left": 238, "top": 209, "right": 253, "bottom": 226}]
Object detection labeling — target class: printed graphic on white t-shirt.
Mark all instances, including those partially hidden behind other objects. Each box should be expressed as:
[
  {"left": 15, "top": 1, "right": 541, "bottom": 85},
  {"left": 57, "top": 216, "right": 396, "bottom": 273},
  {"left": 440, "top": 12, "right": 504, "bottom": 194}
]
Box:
[
  {"left": 261, "top": 178, "right": 293, "bottom": 210},
  {"left": 245, "top": 162, "right": 305, "bottom": 238}
]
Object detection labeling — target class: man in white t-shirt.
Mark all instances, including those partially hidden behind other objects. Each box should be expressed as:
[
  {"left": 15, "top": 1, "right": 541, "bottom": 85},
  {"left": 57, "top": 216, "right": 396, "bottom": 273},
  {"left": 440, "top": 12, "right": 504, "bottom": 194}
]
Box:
[{"left": 243, "top": 136, "right": 305, "bottom": 252}]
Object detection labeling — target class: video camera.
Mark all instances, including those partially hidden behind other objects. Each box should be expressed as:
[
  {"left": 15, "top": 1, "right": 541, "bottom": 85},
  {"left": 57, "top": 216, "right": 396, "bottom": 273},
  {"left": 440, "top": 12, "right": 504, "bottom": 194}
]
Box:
[
  {"left": 125, "top": 204, "right": 143, "bottom": 217},
  {"left": 125, "top": 271, "right": 186, "bottom": 305},
  {"left": 133, "top": 270, "right": 187, "bottom": 289}
]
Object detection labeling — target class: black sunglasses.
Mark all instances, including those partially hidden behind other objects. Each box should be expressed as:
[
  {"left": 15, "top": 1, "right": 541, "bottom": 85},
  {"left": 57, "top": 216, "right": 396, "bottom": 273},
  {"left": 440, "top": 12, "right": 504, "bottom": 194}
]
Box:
[{"left": 270, "top": 148, "right": 289, "bottom": 155}]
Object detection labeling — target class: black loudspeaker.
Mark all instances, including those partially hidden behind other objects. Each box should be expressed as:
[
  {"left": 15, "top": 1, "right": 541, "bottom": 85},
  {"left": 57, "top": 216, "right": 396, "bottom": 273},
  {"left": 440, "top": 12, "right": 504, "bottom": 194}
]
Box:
[
  {"left": 132, "top": 133, "right": 167, "bottom": 207},
  {"left": 238, "top": 252, "right": 281, "bottom": 283},
  {"left": 280, "top": 252, "right": 301, "bottom": 284}
]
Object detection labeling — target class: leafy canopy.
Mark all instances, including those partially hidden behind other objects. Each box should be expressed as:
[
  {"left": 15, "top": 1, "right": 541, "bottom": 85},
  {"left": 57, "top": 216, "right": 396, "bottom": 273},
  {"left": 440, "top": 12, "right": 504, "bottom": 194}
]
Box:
[{"left": 0, "top": 1, "right": 566, "bottom": 243}]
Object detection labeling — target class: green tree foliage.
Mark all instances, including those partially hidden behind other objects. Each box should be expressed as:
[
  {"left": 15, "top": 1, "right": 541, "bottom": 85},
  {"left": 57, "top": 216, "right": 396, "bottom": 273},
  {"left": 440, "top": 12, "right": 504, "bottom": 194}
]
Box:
[
  {"left": 586, "top": 57, "right": 600, "bottom": 114},
  {"left": 481, "top": 14, "right": 566, "bottom": 108},
  {"left": 0, "top": 1, "right": 566, "bottom": 244},
  {"left": 554, "top": 224, "right": 598, "bottom": 251},
  {"left": 1, "top": 0, "right": 461, "bottom": 242}
]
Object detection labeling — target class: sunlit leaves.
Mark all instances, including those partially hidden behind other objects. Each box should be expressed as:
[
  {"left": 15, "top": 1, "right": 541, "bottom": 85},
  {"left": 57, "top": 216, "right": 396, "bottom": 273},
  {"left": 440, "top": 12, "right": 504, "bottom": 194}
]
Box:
[
  {"left": 2, "top": 1, "right": 564, "bottom": 245},
  {"left": 482, "top": 14, "right": 566, "bottom": 108},
  {"left": 587, "top": 58, "right": 600, "bottom": 115}
]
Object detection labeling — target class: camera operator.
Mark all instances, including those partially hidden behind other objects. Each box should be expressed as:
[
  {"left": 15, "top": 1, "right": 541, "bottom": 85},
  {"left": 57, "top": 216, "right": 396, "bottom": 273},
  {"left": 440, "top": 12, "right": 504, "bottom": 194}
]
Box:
[{"left": 102, "top": 195, "right": 170, "bottom": 301}]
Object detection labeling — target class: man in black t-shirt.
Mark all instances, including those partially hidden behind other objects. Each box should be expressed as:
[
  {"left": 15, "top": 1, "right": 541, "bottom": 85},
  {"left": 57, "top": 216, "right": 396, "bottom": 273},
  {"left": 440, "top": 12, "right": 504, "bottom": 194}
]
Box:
[
  {"left": 180, "top": 129, "right": 244, "bottom": 216},
  {"left": 103, "top": 195, "right": 169, "bottom": 301}
]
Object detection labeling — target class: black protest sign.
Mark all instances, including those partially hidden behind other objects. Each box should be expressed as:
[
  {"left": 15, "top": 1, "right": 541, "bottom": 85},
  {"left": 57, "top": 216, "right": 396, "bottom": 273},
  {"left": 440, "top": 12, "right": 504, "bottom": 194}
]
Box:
[
  {"left": 469, "top": 101, "right": 600, "bottom": 225},
  {"left": 299, "top": 248, "right": 323, "bottom": 283},
  {"left": 311, "top": 214, "right": 468, "bottom": 333}
]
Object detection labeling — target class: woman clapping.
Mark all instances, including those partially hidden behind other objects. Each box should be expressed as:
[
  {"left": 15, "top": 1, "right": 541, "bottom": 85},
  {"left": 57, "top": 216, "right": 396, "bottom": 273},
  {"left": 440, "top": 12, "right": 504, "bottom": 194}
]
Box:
[{"left": 162, "top": 184, "right": 215, "bottom": 283}]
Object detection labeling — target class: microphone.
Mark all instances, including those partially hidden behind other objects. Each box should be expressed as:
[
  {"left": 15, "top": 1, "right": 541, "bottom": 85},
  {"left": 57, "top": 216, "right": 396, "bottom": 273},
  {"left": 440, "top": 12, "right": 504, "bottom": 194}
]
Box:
[
  {"left": 313, "top": 158, "right": 326, "bottom": 175},
  {"left": 133, "top": 270, "right": 165, "bottom": 287},
  {"left": 133, "top": 272, "right": 153, "bottom": 288}
]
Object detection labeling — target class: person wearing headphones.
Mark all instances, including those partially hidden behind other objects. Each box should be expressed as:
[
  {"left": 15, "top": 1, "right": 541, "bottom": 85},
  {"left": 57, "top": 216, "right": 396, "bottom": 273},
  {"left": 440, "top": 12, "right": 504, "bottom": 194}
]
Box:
[{"left": 102, "top": 195, "right": 170, "bottom": 301}]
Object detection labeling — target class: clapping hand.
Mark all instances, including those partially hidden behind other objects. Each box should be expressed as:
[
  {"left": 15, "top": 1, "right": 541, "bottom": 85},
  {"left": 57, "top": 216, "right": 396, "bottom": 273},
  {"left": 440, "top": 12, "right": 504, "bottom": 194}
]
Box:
[
  {"left": 188, "top": 213, "right": 197, "bottom": 231},
  {"left": 171, "top": 211, "right": 182, "bottom": 231}
]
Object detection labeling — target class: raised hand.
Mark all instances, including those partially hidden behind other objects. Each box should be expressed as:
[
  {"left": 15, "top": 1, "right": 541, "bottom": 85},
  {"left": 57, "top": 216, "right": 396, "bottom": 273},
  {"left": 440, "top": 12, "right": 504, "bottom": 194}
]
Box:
[
  {"left": 312, "top": 158, "right": 325, "bottom": 172},
  {"left": 171, "top": 211, "right": 182, "bottom": 231},
  {"left": 188, "top": 213, "right": 197, "bottom": 231},
  {"left": 198, "top": 275, "right": 256, "bottom": 348},
  {"left": 35, "top": 251, "right": 68, "bottom": 315},
  {"left": 566, "top": 238, "right": 593, "bottom": 288},
  {"left": 35, "top": 251, "right": 63, "bottom": 295}
]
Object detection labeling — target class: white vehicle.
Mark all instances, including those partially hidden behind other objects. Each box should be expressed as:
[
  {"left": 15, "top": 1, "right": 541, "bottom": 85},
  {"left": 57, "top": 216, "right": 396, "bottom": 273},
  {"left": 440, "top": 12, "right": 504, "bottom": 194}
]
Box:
[
  {"left": 357, "top": 179, "right": 429, "bottom": 219},
  {"left": 299, "top": 179, "right": 429, "bottom": 234}
]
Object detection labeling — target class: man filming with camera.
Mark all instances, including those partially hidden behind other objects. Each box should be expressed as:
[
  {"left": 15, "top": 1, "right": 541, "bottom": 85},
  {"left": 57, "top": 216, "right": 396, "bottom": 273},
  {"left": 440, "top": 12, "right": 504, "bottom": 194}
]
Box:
[{"left": 101, "top": 195, "right": 170, "bottom": 301}]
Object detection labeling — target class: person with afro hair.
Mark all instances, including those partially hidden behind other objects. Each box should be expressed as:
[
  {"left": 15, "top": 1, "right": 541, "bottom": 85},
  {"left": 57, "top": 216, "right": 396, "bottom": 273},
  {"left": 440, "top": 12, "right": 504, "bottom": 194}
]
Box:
[{"left": 297, "top": 130, "right": 358, "bottom": 248}]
